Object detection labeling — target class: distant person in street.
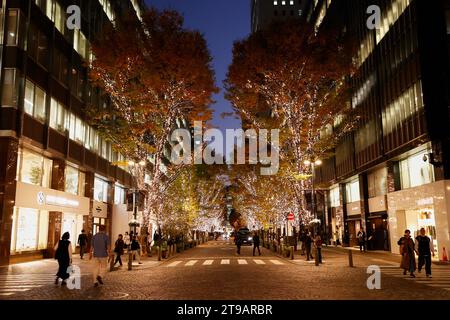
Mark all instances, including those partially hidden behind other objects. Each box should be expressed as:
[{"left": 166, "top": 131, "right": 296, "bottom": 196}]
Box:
[
  {"left": 236, "top": 234, "right": 242, "bottom": 255},
  {"left": 314, "top": 234, "right": 323, "bottom": 263},
  {"left": 77, "top": 229, "right": 87, "bottom": 259},
  {"left": 357, "top": 229, "right": 366, "bottom": 252},
  {"left": 305, "top": 232, "right": 314, "bottom": 261},
  {"left": 90, "top": 225, "right": 110, "bottom": 287},
  {"left": 334, "top": 229, "right": 340, "bottom": 246},
  {"left": 131, "top": 235, "right": 142, "bottom": 264},
  {"left": 398, "top": 229, "right": 417, "bottom": 278},
  {"left": 253, "top": 232, "right": 261, "bottom": 256},
  {"left": 113, "top": 234, "right": 125, "bottom": 267},
  {"left": 415, "top": 228, "right": 434, "bottom": 278},
  {"left": 299, "top": 231, "right": 306, "bottom": 255},
  {"left": 54, "top": 232, "right": 72, "bottom": 286}
]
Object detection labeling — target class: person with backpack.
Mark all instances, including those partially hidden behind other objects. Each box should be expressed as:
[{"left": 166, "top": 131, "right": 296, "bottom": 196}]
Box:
[
  {"left": 415, "top": 228, "right": 434, "bottom": 278},
  {"left": 54, "top": 232, "right": 72, "bottom": 286}
]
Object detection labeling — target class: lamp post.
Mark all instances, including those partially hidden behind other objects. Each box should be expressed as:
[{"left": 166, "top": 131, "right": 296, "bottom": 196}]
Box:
[
  {"left": 127, "top": 159, "right": 146, "bottom": 270},
  {"left": 304, "top": 159, "right": 322, "bottom": 235}
]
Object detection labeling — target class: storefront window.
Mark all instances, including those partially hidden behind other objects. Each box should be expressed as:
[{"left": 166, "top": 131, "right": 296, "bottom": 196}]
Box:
[
  {"left": 68, "top": 113, "right": 86, "bottom": 144},
  {"left": 62, "top": 212, "right": 84, "bottom": 251},
  {"left": 400, "top": 151, "right": 434, "bottom": 189},
  {"left": 11, "top": 207, "right": 49, "bottom": 253},
  {"left": 18, "top": 149, "right": 52, "bottom": 187},
  {"left": 368, "top": 167, "right": 387, "bottom": 198},
  {"left": 94, "top": 177, "right": 108, "bottom": 203},
  {"left": 345, "top": 179, "right": 360, "bottom": 203},
  {"left": 405, "top": 208, "right": 438, "bottom": 256}
]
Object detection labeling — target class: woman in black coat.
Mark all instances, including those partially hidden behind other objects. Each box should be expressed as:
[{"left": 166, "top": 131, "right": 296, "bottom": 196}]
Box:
[{"left": 54, "top": 232, "right": 72, "bottom": 286}]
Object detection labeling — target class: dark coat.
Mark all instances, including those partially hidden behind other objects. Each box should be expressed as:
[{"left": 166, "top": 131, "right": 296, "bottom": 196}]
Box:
[
  {"left": 399, "top": 237, "right": 416, "bottom": 270},
  {"left": 114, "top": 239, "right": 125, "bottom": 255}
]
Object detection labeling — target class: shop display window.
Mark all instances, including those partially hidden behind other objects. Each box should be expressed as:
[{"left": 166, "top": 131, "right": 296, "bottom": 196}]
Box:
[
  {"left": 368, "top": 167, "right": 387, "bottom": 198},
  {"left": 405, "top": 208, "right": 438, "bottom": 256},
  {"left": 94, "top": 177, "right": 109, "bottom": 203},
  {"left": 11, "top": 207, "right": 49, "bottom": 253},
  {"left": 400, "top": 151, "right": 434, "bottom": 189},
  {"left": 345, "top": 179, "right": 360, "bottom": 203}
]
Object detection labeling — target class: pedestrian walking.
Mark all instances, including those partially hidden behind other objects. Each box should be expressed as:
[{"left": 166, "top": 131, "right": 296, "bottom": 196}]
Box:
[
  {"left": 77, "top": 229, "right": 87, "bottom": 259},
  {"left": 305, "top": 232, "right": 314, "bottom": 261},
  {"left": 357, "top": 229, "right": 366, "bottom": 252},
  {"left": 334, "top": 229, "right": 340, "bottom": 246},
  {"left": 131, "top": 235, "right": 142, "bottom": 264},
  {"left": 253, "top": 232, "right": 261, "bottom": 256},
  {"left": 236, "top": 234, "right": 242, "bottom": 255},
  {"left": 90, "top": 225, "right": 110, "bottom": 287},
  {"left": 415, "top": 227, "right": 434, "bottom": 278},
  {"left": 314, "top": 234, "right": 323, "bottom": 263},
  {"left": 398, "top": 229, "right": 417, "bottom": 278},
  {"left": 113, "top": 234, "right": 125, "bottom": 267},
  {"left": 54, "top": 232, "right": 72, "bottom": 286}
]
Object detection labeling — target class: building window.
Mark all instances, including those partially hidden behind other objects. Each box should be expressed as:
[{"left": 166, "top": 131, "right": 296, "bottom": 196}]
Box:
[
  {"left": 376, "top": 0, "right": 411, "bottom": 44},
  {"left": 329, "top": 186, "right": 340, "bottom": 207},
  {"left": 94, "top": 177, "right": 109, "bottom": 203},
  {"left": 400, "top": 151, "right": 434, "bottom": 189},
  {"left": 68, "top": 113, "right": 86, "bottom": 144},
  {"left": 99, "top": 0, "right": 116, "bottom": 22},
  {"left": 73, "top": 29, "right": 90, "bottom": 61},
  {"left": 345, "top": 179, "right": 360, "bottom": 203},
  {"left": 49, "top": 98, "right": 67, "bottom": 133},
  {"left": 65, "top": 166, "right": 85, "bottom": 196},
  {"left": 114, "top": 185, "right": 126, "bottom": 205},
  {"left": 274, "top": 1, "right": 278, "bottom": 5},
  {"left": 17, "top": 149, "right": 52, "bottom": 188},
  {"left": 290, "top": 0, "right": 294, "bottom": 5},
  {"left": 24, "top": 79, "right": 47, "bottom": 122},
  {"left": 282, "top": 1, "right": 286, "bottom": 5},
  {"left": 10, "top": 208, "right": 49, "bottom": 253},
  {"left": 6, "top": 10, "right": 18, "bottom": 46},
  {"left": 1, "top": 69, "right": 20, "bottom": 108},
  {"left": 368, "top": 168, "right": 387, "bottom": 198},
  {"left": 85, "top": 127, "right": 99, "bottom": 152},
  {"left": 382, "top": 81, "right": 423, "bottom": 136}
]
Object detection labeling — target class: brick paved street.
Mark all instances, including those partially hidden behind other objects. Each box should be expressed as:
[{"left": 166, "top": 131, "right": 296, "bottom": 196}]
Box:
[{"left": 1, "top": 240, "right": 449, "bottom": 300}]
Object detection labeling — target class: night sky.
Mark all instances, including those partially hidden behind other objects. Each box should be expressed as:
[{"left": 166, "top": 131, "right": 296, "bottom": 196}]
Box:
[{"left": 145, "top": 0, "right": 250, "bottom": 153}]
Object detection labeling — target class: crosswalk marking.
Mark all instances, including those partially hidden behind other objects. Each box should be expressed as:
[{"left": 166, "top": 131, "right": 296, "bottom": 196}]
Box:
[
  {"left": 164, "top": 258, "right": 286, "bottom": 267},
  {"left": 168, "top": 261, "right": 182, "bottom": 267},
  {"left": 380, "top": 266, "right": 450, "bottom": 291},
  {"left": 185, "top": 260, "right": 198, "bottom": 266}
]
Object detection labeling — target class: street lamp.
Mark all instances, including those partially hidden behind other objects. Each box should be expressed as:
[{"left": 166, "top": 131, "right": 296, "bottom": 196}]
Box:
[{"left": 304, "top": 158, "right": 322, "bottom": 235}]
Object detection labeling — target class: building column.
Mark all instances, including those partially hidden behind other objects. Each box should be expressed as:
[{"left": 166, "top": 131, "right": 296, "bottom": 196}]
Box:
[
  {"left": 45, "top": 159, "right": 65, "bottom": 258},
  {"left": 85, "top": 172, "right": 94, "bottom": 236},
  {"left": 0, "top": 138, "right": 19, "bottom": 265}
]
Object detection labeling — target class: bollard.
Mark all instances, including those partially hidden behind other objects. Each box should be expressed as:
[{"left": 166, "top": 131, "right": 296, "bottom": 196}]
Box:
[
  {"left": 109, "top": 254, "right": 114, "bottom": 271},
  {"left": 158, "top": 245, "right": 162, "bottom": 261},
  {"left": 291, "top": 246, "right": 294, "bottom": 260},
  {"left": 128, "top": 252, "right": 132, "bottom": 271},
  {"left": 315, "top": 248, "right": 319, "bottom": 266},
  {"left": 348, "top": 249, "right": 354, "bottom": 267}
]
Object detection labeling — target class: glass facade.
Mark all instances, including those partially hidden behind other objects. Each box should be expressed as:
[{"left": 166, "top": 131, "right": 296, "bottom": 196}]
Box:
[
  {"left": 368, "top": 167, "right": 387, "bottom": 198},
  {"left": 65, "top": 165, "right": 85, "bottom": 196},
  {"left": 10, "top": 207, "right": 49, "bottom": 253},
  {"left": 400, "top": 151, "right": 434, "bottom": 189},
  {"left": 94, "top": 177, "right": 109, "bottom": 203},
  {"left": 345, "top": 179, "right": 360, "bottom": 203}
]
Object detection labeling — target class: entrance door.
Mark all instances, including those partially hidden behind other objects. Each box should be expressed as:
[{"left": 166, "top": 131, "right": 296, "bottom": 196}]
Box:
[
  {"left": 347, "top": 221, "right": 359, "bottom": 246},
  {"left": 369, "top": 218, "right": 389, "bottom": 250}
]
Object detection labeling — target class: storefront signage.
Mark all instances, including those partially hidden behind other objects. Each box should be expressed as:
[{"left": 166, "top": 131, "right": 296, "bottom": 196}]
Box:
[
  {"left": 93, "top": 200, "right": 108, "bottom": 218},
  {"left": 346, "top": 201, "right": 362, "bottom": 215},
  {"left": 36, "top": 192, "right": 79, "bottom": 208},
  {"left": 368, "top": 195, "right": 387, "bottom": 213},
  {"left": 417, "top": 197, "right": 433, "bottom": 206},
  {"left": 15, "top": 181, "right": 89, "bottom": 215}
]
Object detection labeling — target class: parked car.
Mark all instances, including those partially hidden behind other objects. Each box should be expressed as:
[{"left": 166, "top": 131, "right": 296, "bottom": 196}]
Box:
[{"left": 237, "top": 228, "right": 253, "bottom": 246}]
